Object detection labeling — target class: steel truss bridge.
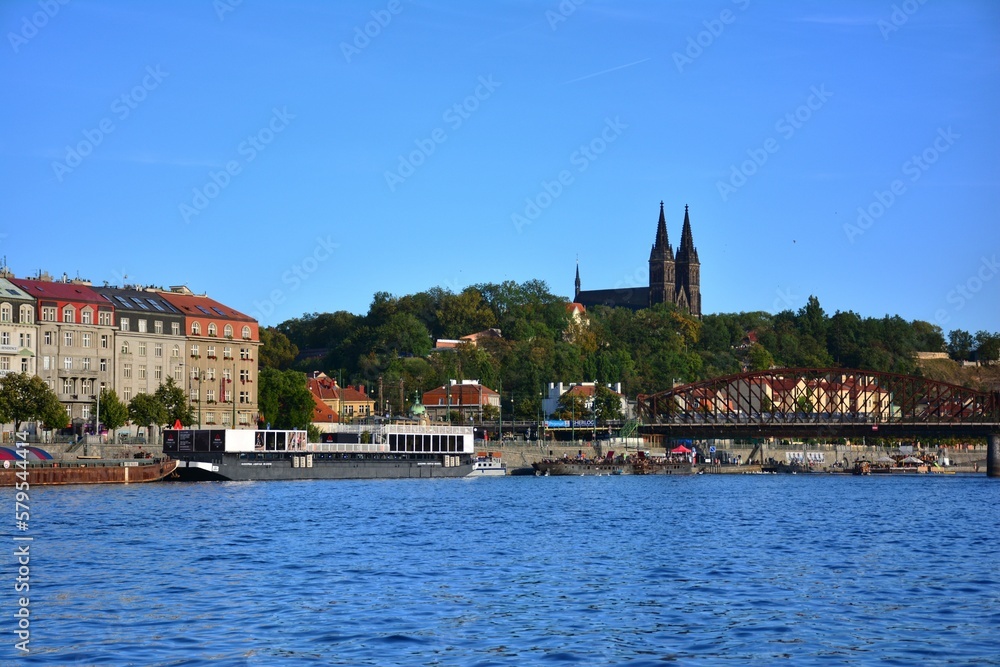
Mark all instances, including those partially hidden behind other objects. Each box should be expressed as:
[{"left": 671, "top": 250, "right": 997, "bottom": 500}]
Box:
[{"left": 637, "top": 368, "right": 1000, "bottom": 440}]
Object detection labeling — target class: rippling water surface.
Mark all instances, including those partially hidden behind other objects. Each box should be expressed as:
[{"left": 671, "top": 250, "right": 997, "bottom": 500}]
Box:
[{"left": 2, "top": 475, "right": 998, "bottom": 666}]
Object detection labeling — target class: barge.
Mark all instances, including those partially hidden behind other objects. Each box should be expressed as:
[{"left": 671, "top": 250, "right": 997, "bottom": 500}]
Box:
[{"left": 164, "top": 424, "right": 475, "bottom": 482}]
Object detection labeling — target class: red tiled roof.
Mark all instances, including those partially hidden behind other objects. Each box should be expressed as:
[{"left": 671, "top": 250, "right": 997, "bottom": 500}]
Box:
[
  {"left": 423, "top": 384, "right": 499, "bottom": 406},
  {"left": 311, "top": 393, "right": 340, "bottom": 423},
  {"left": 157, "top": 291, "right": 256, "bottom": 322},
  {"left": 9, "top": 278, "right": 106, "bottom": 304}
]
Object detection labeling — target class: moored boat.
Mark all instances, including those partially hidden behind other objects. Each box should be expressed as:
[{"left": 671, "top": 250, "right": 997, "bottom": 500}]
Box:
[
  {"left": 164, "top": 424, "right": 476, "bottom": 482},
  {"left": 0, "top": 456, "right": 176, "bottom": 485},
  {"left": 469, "top": 451, "right": 507, "bottom": 476}
]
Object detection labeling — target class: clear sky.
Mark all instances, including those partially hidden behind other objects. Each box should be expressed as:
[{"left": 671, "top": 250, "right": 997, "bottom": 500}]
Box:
[{"left": 3, "top": 0, "right": 999, "bottom": 334}]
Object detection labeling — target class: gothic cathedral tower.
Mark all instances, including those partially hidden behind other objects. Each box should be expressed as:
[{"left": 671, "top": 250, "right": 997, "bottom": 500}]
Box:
[
  {"left": 648, "top": 202, "right": 675, "bottom": 308},
  {"left": 674, "top": 205, "right": 701, "bottom": 318}
]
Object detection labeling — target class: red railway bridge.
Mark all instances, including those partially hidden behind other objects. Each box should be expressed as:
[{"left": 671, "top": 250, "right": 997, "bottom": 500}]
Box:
[{"left": 637, "top": 368, "right": 1000, "bottom": 476}]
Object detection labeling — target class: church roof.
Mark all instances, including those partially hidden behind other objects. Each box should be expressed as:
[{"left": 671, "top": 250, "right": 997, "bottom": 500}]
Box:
[
  {"left": 649, "top": 201, "right": 674, "bottom": 261},
  {"left": 575, "top": 287, "right": 649, "bottom": 311},
  {"left": 675, "top": 205, "right": 699, "bottom": 264}
]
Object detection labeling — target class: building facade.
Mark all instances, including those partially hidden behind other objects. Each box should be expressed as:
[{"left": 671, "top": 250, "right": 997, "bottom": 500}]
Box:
[
  {"left": 158, "top": 287, "right": 260, "bottom": 428},
  {"left": 92, "top": 286, "right": 187, "bottom": 405},
  {"left": 574, "top": 201, "right": 702, "bottom": 317},
  {"left": 422, "top": 380, "right": 500, "bottom": 421},
  {"left": 0, "top": 278, "right": 38, "bottom": 381},
  {"left": 10, "top": 276, "right": 117, "bottom": 425}
]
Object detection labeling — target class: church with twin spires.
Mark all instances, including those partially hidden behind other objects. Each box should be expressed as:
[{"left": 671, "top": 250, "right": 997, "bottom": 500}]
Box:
[{"left": 573, "top": 201, "right": 702, "bottom": 317}]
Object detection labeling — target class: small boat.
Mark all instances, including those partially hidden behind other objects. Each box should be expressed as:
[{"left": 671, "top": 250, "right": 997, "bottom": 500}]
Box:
[{"left": 469, "top": 451, "right": 507, "bottom": 477}]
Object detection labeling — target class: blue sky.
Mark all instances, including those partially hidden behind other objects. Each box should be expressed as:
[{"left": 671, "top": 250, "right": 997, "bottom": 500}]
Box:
[{"left": 3, "top": 0, "right": 999, "bottom": 334}]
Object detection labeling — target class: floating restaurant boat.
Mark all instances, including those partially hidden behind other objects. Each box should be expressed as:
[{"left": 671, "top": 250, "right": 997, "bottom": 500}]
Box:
[
  {"left": 164, "top": 423, "right": 475, "bottom": 482},
  {"left": 0, "top": 446, "right": 176, "bottom": 485}
]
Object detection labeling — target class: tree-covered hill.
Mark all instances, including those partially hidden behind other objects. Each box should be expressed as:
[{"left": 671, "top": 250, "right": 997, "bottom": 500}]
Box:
[{"left": 264, "top": 282, "right": 999, "bottom": 418}]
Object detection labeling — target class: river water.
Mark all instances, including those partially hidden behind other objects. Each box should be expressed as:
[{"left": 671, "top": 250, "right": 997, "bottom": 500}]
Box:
[{"left": 2, "top": 474, "right": 998, "bottom": 666}]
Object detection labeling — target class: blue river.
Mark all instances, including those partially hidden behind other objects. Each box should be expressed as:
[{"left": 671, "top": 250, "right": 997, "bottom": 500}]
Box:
[{"left": 2, "top": 474, "right": 998, "bottom": 666}]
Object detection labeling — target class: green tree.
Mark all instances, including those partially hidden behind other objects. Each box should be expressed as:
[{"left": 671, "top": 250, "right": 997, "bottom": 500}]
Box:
[
  {"left": 553, "top": 391, "right": 588, "bottom": 420},
  {"left": 128, "top": 392, "right": 168, "bottom": 439},
  {"left": 0, "top": 373, "right": 69, "bottom": 431},
  {"left": 593, "top": 385, "right": 623, "bottom": 423},
  {"left": 947, "top": 329, "right": 975, "bottom": 361},
  {"left": 258, "top": 368, "right": 314, "bottom": 429},
  {"left": 259, "top": 327, "right": 299, "bottom": 370},
  {"left": 747, "top": 343, "right": 774, "bottom": 371},
  {"left": 154, "top": 377, "right": 194, "bottom": 426},
  {"left": 95, "top": 387, "right": 129, "bottom": 433}
]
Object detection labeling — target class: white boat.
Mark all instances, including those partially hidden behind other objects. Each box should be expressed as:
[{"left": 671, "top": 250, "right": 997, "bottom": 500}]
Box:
[{"left": 469, "top": 451, "right": 507, "bottom": 476}]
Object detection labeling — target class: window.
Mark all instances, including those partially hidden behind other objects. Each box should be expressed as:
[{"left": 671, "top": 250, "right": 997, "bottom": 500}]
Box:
[
  {"left": 224, "top": 347, "right": 232, "bottom": 359},
  {"left": 239, "top": 391, "right": 249, "bottom": 404},
  {"left": 0, "top": 357, "right": 8, "bottom": 371},
  {"left": 206, "top": 389, "right": 215, "bottom": 402},
  {"left": 239, "top": 412, "right": 248, "bottom": 425},
  {"left": 138, "top": 342, "right": 146, "bottom": 357},
  {"left": 63, "top": 357, "right": 72, "bottom": 370},
  {"left": 62, "top": 378, "right": 73, "bottom": 393},
  {"left": 82, "top": 405, "right": 90, "bottom": 420},
  {"left": 138, "top": 365, "right": 146, "bottom": 380},
  {"left": 207, "top": 346, "right": 216, "bottom": 359},
  {"left": 100, "top": 358, "right": 108, "bottom": 372},
  {"left": 19, "top": 333, "right": 31, "bottom": 348},
  {"left": 190, "top": 389, "right": 199, "bottom": 401},
  {"left": 242, "top": 326, "right": 251, "bottom": 339},
  {"left": 64, "top": 332, "right": 73, "bottom": 346},
  {"left": 208, "top": 323, "right": 217, "bottom": 337},
  {"left": 82, "top": 379, "right": 92, "bottom": 394},
  {"left": 154, "top": 366, "right": 162, "bottom": 381},
  {"left": 81, "top": 308, "right": 93, "bottom": 325},
  {"left": 121, "top": 341, "right": 130, "bottom": 354},
  {"left": 0, "top": 303, "right": 10, "bottom": 322},
  {"left": 101, "top": 334, "right": 109, "bottom": 349},
  {"left": 120, "top": 318, "right": 130, "bottom": 332},
  {"left": 0, "top": 332, "right": 8, "bottom": 345},
  {"left": 44, "top": 331, "right": 52, "bottom": 345},
  {"left": 124, "top": 387, "right": 132, "bottom": 402},
  {"left": 191, "top": 322, "right": 201, "bottom": 335},
  {"left": 82, "top": 333, "right": 91, "bottom": 348},
  {"left": 19, "top": 306, "right": 32, "bottom": 323},
  {"left": 98, "top": 310, "right": 112, "bottom": 326},
  {"left": 20, "top": 358, "right": 27, "bottom": 372},
  {"left": 240, "top": 369, "right": 250, "bottom": 382},
  {"left": 41, "top": 306, "right": 56, "bottom": 322},
  {"left": 205, "top": 368, "right": 215, "bottom": 380},
  {"left": 205, "top": 412, "right": 215, "bottom": 425},
  {"left": 171, "top": 345, "right": 179, "bottom": 358},
  {"left": 137, "top": 319, "right": 147, "bottom": 333},
  {"left": 190, "top": 368, "right": 199, "bottom": 380},
  {"left": 224, "top": 324, "right": 233, "bottom": 338},
  {"left": 123, "top": 363, "right": 132, "bottom": 379},
  {"left": 190, "top": 345, "right": 199, "bottom": 358},
  {"left": 240, "top": 348, "right": 250, "bottom": 360},
  {"left": 224, "top": 388, "right": 231, "bottom": 402},
  {"left": 154, "top": 320, "right": 163, "bottom": 334},
  {"left": 82, "top": 357, "right": 91, "bottom": 370},
  {"left": 222, "top": 368, "right": 231, "bottom": 381},
  {"left": 222, "top": 413, "right": 231, "bottom": 426},
  {"left": 154, "top": 344, "right": 163, "bottom": 357},
  {"left": 62, "top": 305, "right": 74, "bottom": 323},
  {"left": 171, "top": 322, "right": 179, "bottom": 336}
]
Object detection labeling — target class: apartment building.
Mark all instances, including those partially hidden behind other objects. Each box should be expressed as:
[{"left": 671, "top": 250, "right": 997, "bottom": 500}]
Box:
[
  {"left": 0, "top": 277, "right": 38, "bottom": 380},
  {"left": 92, "top": 286, "right": 187, "bottom": 404}
]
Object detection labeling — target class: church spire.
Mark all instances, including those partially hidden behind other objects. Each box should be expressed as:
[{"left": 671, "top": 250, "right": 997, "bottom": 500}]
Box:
[
  {"left": 574, "top": 258, "right": 581, "bottom": 300},
  {"left": 676, "top": 204, "right": 698, "bottom": 263},
  {"left": 650, "top": 201, "right": 674, "bottom": 260}
]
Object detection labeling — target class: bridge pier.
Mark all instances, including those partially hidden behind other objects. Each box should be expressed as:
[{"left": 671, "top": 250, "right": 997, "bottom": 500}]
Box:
[{"left": 988, "top": 434, "right": 1000, "bottom": 478}]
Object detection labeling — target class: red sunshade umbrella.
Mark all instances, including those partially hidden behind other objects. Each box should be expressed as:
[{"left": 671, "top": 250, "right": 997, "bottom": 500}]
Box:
[{"left": 671, "top": 445, "right": 692, "bottom": 454}]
